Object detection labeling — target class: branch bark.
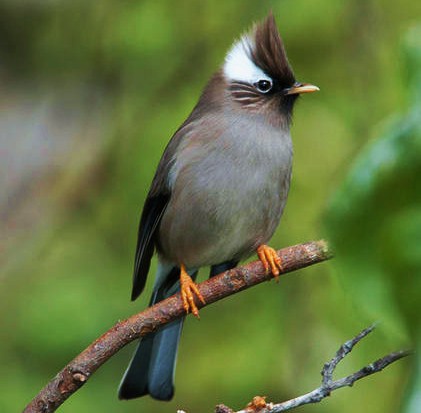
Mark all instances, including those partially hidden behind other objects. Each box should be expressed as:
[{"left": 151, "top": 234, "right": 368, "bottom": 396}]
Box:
[
  {"left": 23, "top": 240, "right": 332, "bottom": 413},
  {"left": 212, "top": 325, "right": 411, "bottom": 413}
]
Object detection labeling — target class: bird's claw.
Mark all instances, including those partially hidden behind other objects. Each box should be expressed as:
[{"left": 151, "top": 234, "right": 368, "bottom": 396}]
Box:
[
  {"left": 257, "top": 244, "right": 283, "bottom": 281},
  {"left": 180, "top": 265, "right": 205, "bottom": 318}
]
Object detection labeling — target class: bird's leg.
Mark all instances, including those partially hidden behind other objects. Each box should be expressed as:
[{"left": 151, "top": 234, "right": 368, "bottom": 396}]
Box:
[
  {"left": 257, "top": 244, "right": 283, "bottom": 281},
  {"left": 179, "top": 264, "right": 205, "bottom": 318}
]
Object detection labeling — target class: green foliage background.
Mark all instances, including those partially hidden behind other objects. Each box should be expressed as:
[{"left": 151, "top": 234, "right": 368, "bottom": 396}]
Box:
[{"left": 0, "top": 1, "right": 419, "bottom": 412}]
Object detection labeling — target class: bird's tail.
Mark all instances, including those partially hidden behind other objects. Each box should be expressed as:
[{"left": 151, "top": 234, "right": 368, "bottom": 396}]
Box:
[{"left": 118, "top": 264, "right": 197, "bottom": 401}]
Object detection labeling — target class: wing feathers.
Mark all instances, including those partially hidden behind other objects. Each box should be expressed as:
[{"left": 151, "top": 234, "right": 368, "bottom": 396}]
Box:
[{"left": 131, "top": 194, "right": 170, "bottom": 301}]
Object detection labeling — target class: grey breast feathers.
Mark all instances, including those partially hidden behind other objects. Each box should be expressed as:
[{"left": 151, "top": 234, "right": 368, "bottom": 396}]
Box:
[{"left": 158, "top": 111, "right": 293, "bottom": 268}]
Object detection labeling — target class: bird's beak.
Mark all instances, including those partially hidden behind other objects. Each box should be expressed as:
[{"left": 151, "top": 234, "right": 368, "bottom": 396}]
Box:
[{"left": 284, "top": 82, "right": 320, "bottom": 95}]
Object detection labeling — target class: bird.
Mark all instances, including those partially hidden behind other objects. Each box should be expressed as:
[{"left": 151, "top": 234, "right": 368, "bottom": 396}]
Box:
[{"left": 118, "top": 12, "right": 319, "bottom": 402}]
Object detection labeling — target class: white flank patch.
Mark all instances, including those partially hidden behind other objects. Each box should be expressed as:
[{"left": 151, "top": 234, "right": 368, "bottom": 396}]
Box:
[{"left": 223, "top": 36, "right": 271, "bottom": 84}]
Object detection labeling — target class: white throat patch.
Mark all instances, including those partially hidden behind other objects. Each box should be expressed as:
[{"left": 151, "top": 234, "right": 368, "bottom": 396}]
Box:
[{"left": 223, "top": 36, "right": 272, "bottom": 85}]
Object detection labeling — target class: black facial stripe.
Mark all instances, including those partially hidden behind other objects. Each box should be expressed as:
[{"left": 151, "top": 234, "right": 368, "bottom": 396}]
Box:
[
  {"left": 231, "top": 90, "right": 259, "bottom": 98},
  {"left": 229, "top": 82, "right": 255, "bottom": 92},
  {"left": 229, "top": 80, "right": 261, "bottom": 103}
]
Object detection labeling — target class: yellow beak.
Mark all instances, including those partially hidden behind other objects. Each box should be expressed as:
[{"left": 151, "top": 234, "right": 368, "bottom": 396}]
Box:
[{"left": 284, "top": 82, "right": 320, "bottom": 95}]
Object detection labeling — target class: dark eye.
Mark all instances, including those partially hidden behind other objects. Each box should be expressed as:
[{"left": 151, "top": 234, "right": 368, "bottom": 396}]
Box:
[{"left": 255, "top": 79, "right": 273, "bottom": 93}]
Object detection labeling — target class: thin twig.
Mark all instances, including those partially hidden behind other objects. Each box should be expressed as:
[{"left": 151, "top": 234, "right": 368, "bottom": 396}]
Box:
[
  {"left": 215, "top": 325, "right": 411, "bottom": 413},
  {"left": 23, "top": 240, "right": 332, "bottom": 413},
  {"left": 321, "top": 324, "right": 376, "bottom": 387}
]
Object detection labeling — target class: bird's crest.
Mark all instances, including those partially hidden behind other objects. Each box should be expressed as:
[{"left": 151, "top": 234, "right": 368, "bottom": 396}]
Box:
[
  {"left": 223, "top": 13, "right": 295, "bottom": 88},
  {"left": 251, "top": 13, "right": 295, "bottom": 87}
]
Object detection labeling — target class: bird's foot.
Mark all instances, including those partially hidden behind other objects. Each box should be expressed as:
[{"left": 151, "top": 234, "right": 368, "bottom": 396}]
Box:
[
  {"left": 180, "top": 264, "right": 205, "bottom": 318},
  {"left": 257, "top": 244, "right": 283, "bottom": 281}
]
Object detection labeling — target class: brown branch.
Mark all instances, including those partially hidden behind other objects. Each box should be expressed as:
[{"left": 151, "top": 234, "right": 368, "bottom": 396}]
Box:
[
  {"left": 23, "top": 240, "right": 332, "bottom": 413},
  {"left": 213, "top": 325, "right": 412, "bottom": 413}
]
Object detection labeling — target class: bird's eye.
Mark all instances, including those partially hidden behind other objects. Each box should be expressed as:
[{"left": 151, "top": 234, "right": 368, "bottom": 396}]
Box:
[{"left": 255, "top": 79, "right": 273, "bottom": 93}]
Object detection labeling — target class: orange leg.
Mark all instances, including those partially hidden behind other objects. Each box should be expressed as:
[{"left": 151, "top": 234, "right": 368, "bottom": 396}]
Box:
[
  {"left": 180, "top": 264, "right": 205, "bottom": 318},
  {"left": 257, "top": 244, "right": 283, "bottom": 281}
]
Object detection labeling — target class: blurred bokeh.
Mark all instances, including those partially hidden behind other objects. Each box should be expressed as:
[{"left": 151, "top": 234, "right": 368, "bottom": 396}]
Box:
[{"left": 1, "top": 1, "right": 419, "bottom": 412}]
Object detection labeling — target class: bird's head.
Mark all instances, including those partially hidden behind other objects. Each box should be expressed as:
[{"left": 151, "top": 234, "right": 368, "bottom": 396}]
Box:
[{"left": 222, "top": 13, "right": 319, "bottom": 123}]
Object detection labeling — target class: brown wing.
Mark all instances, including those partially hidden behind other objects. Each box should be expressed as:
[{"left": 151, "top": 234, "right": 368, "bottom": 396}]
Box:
[
  {"left": 130, "top": 125, "right": 188, "bottom": 301},
  {"left": 130, "top": 80, "right": 221, "bottom": 301},
  {"left": 131, "top": 193, "right": 169, "bottom": 300}
]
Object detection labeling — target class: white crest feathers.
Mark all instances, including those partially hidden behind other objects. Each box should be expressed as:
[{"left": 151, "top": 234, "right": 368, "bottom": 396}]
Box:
[{"left": 223, "top": 36, "right": 271, "bottom": 84}]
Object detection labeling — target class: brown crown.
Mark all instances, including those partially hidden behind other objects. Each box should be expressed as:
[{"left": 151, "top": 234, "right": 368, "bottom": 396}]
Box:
[{"left": 250, "top": 13, "right": 296, "bottom": 88}]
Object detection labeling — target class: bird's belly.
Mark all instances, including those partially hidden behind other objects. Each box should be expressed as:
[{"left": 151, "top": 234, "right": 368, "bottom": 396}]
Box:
[{"left": 158, "top": 159, "right": 291, "bottom": 268}]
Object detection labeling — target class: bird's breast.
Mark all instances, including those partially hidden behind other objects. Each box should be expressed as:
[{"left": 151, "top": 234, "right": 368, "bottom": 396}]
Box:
[{"left": 158, "top": 115, "right": 293, "bottom": 268}]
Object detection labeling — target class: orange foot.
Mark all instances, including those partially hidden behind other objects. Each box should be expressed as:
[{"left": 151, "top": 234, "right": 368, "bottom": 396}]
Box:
[
  {"left": 180, "top": 264, "right": 205, "bottom": 318},
  {"left": 257, "top": 244, "right": 283, "bottom": 281}
]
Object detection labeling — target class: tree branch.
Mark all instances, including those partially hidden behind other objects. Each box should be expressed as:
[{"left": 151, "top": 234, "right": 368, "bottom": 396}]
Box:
[
  {"left": 23, "top": 240, "right": 332, "bottom": 413},
  {"left": 212, "top": 325, "right": 412, "bottom": 413}
]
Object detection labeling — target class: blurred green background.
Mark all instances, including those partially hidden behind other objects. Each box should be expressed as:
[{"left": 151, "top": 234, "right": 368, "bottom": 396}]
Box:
[{"left": 1, "top": 1, "right": 420, "bottom": 412}]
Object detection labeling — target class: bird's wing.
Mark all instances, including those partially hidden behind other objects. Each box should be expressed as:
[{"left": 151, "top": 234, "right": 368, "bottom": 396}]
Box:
[
  {"left": 131, "top": 192, "right": 170, "bottom": 301},
  {"left": 130, "top": 123, "right": 191, "bottom": 301},
  {"left": 130, "top": 97, "right": 211, "bottom": 301}
]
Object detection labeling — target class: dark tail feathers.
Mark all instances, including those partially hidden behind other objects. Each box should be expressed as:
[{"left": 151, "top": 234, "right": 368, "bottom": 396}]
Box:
[{"left": 118, "top": 266, "right": 189, "bottom": 401}]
